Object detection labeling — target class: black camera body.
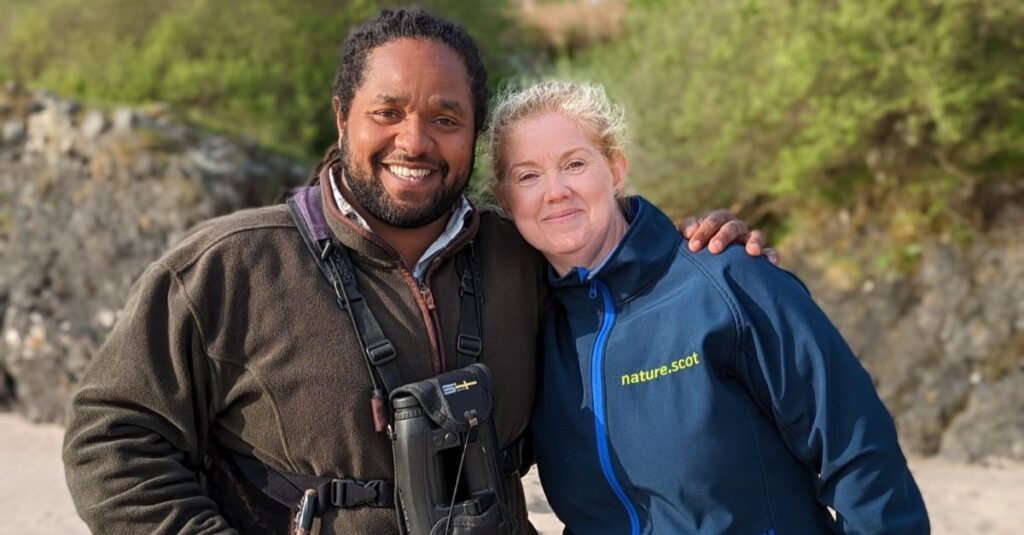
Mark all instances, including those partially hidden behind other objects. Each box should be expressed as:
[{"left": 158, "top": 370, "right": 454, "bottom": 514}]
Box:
[{"left": 390, "top": 363, "right": 515, "bottom": 535}]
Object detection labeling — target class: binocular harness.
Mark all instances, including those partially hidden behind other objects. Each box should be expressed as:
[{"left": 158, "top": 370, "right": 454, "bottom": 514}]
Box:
[{"left": 245, "top": 187, "right": 523, "bottom": 534}]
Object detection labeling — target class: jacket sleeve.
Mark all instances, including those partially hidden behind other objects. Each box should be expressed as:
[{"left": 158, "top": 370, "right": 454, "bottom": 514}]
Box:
[
  {"left": 62, "top": 262, "right": 235, "bottom": 534},
  {"left": 720, "top": 257, "right": 929, "bottom": 534}
]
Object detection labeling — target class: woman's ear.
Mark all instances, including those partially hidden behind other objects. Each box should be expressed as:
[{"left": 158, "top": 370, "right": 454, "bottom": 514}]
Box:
[{"left": 609, "top": 151, "right": 629, "bottom": 194}]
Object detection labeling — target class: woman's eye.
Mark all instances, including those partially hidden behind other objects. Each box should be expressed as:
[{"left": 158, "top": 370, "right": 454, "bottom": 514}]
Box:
[
  {"left": 515, "top": 173, "right": 539, "bottom": 185},
  {"left": 566, "top": 159, "right": 586, "bottom": 172}
]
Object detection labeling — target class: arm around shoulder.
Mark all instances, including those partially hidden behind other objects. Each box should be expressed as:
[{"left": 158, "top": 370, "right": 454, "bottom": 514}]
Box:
[{"left": 63, "top": 262, "right": 233, "bottom": 534}]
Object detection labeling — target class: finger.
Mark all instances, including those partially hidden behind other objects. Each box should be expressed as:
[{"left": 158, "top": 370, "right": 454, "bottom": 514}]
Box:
[
  {"left": 688, "top": 210, "right": 732, "bottom": 251},
  {"left": 677, "top": 216, "right": 699, "bottom": 239},
  {"left": 687, "top": 218, "right": 705, "bottom": 251},
  {"left": 744, "top": 229, "right": 765, "bottom": 256},
  {"left": 709, "top": 220, "right": 750, "bottom": 254},
  {"left": 763, "top": 247, "right": 780, "bottom": 266}
]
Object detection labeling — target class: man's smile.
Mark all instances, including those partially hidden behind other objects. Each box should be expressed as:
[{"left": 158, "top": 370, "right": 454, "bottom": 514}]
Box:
[
  {"left": 386, "top": 164, "right": 433, "bottom": 179},
  {"left": 382, "top": 163, "right": 440, "bottom": 185}
]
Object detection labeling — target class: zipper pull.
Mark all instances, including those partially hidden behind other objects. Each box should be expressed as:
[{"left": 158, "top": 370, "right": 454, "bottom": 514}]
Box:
[
  {"left": 589, "top": 281, "right": 597, "bottom": 300},
  {"left": 420, "top": 287, "right": 436, "bottom": 310},
  {"left": 370, "top": 389, "right": 390, "bottom": 433}
]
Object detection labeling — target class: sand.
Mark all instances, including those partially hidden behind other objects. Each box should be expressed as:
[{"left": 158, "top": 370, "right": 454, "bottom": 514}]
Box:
[{"left": 2, "top": 412, "right": 1021, "bottom": 534}]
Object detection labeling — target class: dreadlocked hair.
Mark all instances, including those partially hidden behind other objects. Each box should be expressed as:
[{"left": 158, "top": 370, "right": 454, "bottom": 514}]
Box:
[
  {"left": 332, "top": 8, "right": 489, "bottom": 135},
  {"left": 307, "top": 144, "right": 341, "bottom": 185}
]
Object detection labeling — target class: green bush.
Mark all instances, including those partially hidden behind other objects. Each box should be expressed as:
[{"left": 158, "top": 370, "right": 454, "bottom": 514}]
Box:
[
  {"left": 0, "top": 0, "right": 523, "bottom": 159},
  {"left": 571, "top": 0, "right": 1024, "bottom": 221}
]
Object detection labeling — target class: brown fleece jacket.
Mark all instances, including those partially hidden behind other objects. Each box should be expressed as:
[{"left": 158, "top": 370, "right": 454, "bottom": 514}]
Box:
[{"left": 62, "top": 174, "right": 547, "bottom": 534}]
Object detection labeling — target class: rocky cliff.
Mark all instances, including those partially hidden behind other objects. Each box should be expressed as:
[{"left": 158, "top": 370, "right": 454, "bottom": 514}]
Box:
[
  {"left": 0, "top": 85, "right": 305, "bottom": 422},
  {"left": 782, "top": 186, "right": 1024, "bottom": 462},
  {"left": 1, "top": 86, "right": 1021, "bottom": 461}
]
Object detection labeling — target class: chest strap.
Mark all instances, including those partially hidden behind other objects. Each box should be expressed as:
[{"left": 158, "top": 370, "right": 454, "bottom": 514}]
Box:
[
  {"left": 230, "top": 452, "right": 395, "bottom": 511},
  {"left": 286, "top": 185, "right": 484, "bottom": 432},
  {"left": 227, "top": 440, "right": 526, "bottom": 512}
]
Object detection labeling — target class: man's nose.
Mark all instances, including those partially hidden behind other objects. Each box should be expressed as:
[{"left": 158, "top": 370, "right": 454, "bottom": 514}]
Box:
[{"left": 394, "top": 117, "right": 432, "bottom": 156}]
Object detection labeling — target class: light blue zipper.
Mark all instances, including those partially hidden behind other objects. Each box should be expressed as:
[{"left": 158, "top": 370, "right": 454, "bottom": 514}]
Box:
[{"left": 581, "top": 269, "right": 641, "bottom": 535}]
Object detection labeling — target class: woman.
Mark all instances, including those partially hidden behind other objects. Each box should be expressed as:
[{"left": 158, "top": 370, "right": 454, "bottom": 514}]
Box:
[{"left": 487, "top": 81, "right": 929, "bottom": 534}]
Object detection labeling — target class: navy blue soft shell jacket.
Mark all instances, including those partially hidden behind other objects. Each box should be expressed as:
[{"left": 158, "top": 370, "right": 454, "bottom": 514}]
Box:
[{"left": 532, "top": 197, "right": 929, "bottom": 534}]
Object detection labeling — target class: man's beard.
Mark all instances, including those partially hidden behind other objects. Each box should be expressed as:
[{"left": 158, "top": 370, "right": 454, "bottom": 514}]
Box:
[{"left": 339, "top": 135, "right": 471, "bottom": 229}]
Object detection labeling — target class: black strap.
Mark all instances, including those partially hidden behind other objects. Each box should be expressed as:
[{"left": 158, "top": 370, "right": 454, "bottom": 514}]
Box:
[
  {"left": 288, "top": 189, "right": 485, "bottom": 391},
  {"left": 230, "top": 452, "right": 395, "bottom": 510},
  {"left": 323, "top": 241, "right": 404, "bottom": 395},
  {"left": 287, "top": 196, "right": 403, "bottom": 397},
  {"left": 454, "top": 242, "right": 483, "bottom": 369},
  {"left": 226, "top": 440, "right": 523, "bottom": 513}
]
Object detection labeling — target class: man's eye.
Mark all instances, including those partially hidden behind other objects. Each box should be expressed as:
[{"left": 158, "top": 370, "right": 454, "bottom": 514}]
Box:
[
  {"left": 434, "top": 116, "right": 458, "bottom": 127},
  {"left": 373, "top": 110, "right": 400, "bottom": 121}
]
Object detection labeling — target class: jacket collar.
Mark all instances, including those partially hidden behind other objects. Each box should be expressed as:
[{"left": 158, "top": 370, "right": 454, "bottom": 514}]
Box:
[{"left": 548, "top": 196, "right": 681, "bottom": 307}]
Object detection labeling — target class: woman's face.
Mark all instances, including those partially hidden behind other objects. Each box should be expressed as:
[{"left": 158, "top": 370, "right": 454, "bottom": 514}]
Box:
[{"left": 499, "top": 112, "right": 628, "bottom": 275}]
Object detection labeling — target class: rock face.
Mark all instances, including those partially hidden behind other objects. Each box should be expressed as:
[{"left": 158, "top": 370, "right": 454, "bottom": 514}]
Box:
[
  {"left": 0, "top": 87, "right": 305, "bottom": 422},
  {"left": 783, "top": 192, "right": 1024, "bottom": 462},
  {"left": 1, "top": 86, "right": 1021, "bottom": 463}
]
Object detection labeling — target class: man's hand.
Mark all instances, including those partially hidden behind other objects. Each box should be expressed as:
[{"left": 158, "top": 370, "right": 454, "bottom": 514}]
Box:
[{"left": 678, "top": 209, "right": 779, "bottom": 265}]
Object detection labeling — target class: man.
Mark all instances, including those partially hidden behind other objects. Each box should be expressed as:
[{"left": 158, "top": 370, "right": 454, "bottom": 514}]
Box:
[{"left": 63, "top": 9, "right": 765, "bottom": 534}]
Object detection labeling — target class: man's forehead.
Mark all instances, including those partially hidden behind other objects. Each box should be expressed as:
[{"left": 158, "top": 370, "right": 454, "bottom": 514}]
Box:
[{"left": 362, "top": 38, "right": 470, "bottom": 84}]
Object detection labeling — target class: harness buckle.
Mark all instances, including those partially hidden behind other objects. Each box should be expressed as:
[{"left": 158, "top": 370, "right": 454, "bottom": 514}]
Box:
[
  {"left": 456, "top": 334, "right": 482, "bottom": 357},
  {"left": 366, "top": 340, "right": 397, "bottom": 365},
  {"left": 329, "top": 479, "right": 390, "bottom": 508}
]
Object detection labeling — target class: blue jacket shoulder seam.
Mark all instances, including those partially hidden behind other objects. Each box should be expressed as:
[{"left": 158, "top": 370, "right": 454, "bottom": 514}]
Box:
[{"left": 672, "top": 247, "right": 745, "bottom": 373}]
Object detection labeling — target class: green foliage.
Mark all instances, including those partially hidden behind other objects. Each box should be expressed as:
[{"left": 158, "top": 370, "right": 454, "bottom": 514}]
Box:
[
  {"left": 2, "top": 0, "right": 1020, "bottom": 258},
  {"left": 570, "top": 0, "right": 1024, "bottom": 225},
  {"left": 0, "top": 0, "right": 521, "bottom": 158}
]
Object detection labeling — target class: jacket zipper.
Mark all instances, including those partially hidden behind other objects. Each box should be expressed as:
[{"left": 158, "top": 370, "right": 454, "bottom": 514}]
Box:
[
  {"left": 419, "top": 280, "right": 449, "bottom": 374},
  {"left": 397, "top": 267, "right": 445, "bottom": 376},
  {"left": 586, "top": 274, "right": 641, "bottom": 535}
]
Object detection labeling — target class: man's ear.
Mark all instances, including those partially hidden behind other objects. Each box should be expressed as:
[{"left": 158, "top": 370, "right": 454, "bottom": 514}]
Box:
[
  {"left": 609, "top": 150, "right": 629, "bottom": 194},
  {"left": 332, "top": 96, "right": 346, "bottom": 140}
]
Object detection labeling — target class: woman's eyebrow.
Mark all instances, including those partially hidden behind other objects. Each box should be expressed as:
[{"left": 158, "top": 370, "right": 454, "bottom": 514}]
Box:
[
  {"left": 559, "top": 147, "right": 591, "bottom": 159},
  {"left": 507, "top": 159, "right": 539, "bottom": 173},
  {"left": 508, "top": 146, "right": 590, "bottom": 171}
]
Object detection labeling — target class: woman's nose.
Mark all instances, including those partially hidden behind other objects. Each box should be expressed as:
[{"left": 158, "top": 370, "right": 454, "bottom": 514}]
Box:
[{"left": 543, "top": 173, "right": 572, "bottom": 202}]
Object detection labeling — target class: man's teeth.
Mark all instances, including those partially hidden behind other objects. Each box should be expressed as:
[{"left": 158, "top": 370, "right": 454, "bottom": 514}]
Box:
[{"left": 388, "top": 165, "right": 431, "bottom": 179}]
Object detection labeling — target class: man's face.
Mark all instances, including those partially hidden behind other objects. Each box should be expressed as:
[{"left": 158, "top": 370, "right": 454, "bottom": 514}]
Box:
[{"left": 336, "top": 38, "right": 476, "bottom": 228}]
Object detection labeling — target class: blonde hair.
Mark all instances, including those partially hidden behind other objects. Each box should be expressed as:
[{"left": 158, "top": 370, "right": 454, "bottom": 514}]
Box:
[{"left": 485, "top": 80, "right": 627, "bottom": 195}]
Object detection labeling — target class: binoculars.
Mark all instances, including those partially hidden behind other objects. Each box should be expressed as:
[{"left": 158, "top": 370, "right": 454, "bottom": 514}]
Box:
[{"left": 390, "top": 363, "right": 516, "bottom": 535}]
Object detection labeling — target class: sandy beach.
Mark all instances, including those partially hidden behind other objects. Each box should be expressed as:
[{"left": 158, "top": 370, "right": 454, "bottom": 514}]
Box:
[{"left": 2, "top": 412, "right": 1021, "bottom": 534}]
